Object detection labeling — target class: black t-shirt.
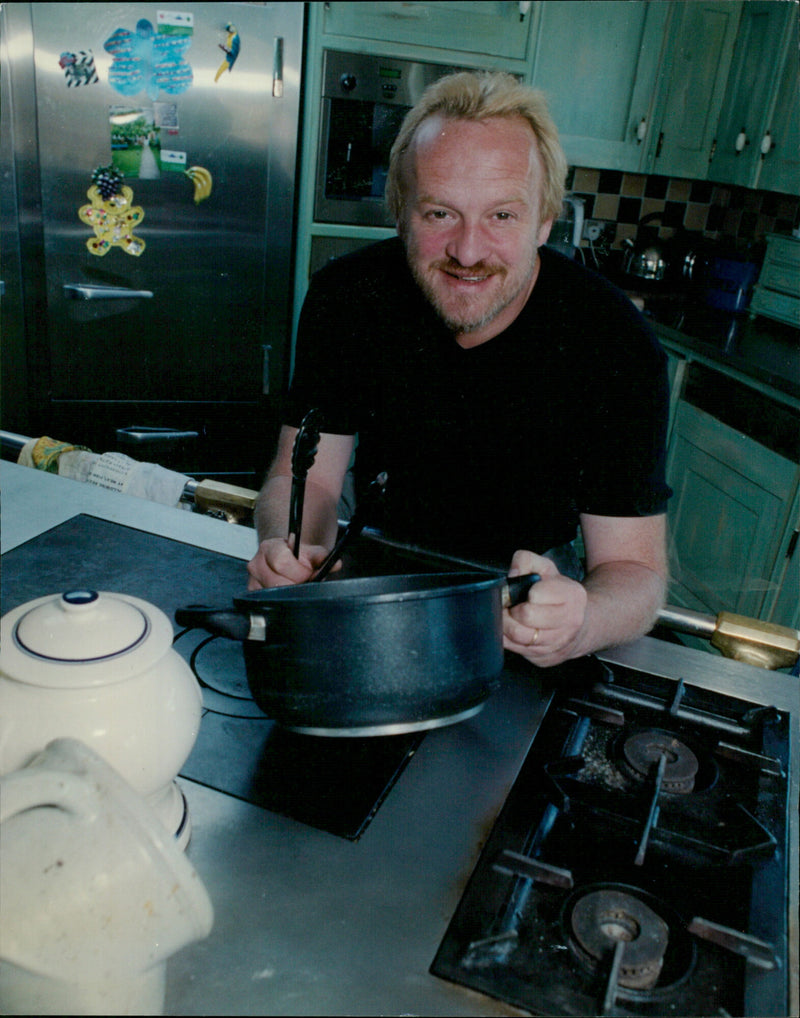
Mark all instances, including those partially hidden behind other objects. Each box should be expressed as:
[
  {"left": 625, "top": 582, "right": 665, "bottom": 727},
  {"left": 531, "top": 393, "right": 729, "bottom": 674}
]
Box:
[{"left": 287, "top": 237, "right": 671, "bottom": 566}]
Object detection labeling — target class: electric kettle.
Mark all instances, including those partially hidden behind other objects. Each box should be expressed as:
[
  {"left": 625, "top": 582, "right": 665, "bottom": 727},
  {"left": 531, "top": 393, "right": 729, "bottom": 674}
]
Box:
[{"left": 546, "top": 195, "right": 585, "bottom": 258}]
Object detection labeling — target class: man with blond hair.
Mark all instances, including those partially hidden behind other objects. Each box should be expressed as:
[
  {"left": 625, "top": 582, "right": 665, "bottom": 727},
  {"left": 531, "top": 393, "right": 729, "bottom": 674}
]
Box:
[{"left": 247, "top": 72, "right": 671, "bottom": 669}]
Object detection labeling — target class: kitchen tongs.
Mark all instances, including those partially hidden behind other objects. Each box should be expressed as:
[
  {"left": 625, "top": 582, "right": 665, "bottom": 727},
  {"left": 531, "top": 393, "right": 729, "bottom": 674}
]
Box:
[
  {"left": 311, "top": 472, "right": 388, "bottom": 582},
  {"left": 288, "top": 408, "right": 322, "bottom": 557}
]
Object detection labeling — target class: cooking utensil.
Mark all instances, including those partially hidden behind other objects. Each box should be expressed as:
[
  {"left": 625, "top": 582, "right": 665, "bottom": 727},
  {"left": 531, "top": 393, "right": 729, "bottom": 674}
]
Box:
[
  {"left": 288, "top": 408, "right": 322, "bottom": 556},
  {"left": 622, "top": 214, "right": 708, "bottom": 287},
  {"left": 175, "top": 570, "right": 539, "bottom": 736},
  {"left": 622, "top": 213, "right": 669, "bottom": 281},
  {"left": 311, "top": 471, "right": 388, "bottom": 582}
]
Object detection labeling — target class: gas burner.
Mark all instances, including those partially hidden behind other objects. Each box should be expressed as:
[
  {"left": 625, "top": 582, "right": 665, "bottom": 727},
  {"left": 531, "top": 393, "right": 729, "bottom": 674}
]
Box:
[
  {"left": 562, "top": 883, "right": 695, "bottom": 999},
  {"left": 620, "top": 728, "right": 699, "bottom": 794},
  {"left": 568, "top": 886, "right": 669, "bottom": 989}
]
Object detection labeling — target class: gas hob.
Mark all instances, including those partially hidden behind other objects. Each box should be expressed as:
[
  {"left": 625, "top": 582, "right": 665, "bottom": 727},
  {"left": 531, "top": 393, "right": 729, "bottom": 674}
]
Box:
[{"left": 432, "top": 656, "right": 792, "bottom": 1016}]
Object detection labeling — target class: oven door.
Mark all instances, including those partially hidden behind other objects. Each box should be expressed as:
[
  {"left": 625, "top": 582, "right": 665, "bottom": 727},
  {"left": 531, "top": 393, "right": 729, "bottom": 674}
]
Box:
[{"left": 315, "top": 95, "right": 408, "bottom": 227}]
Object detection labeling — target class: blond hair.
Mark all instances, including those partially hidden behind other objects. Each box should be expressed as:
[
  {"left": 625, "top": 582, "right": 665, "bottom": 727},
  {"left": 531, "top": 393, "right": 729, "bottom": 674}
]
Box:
[{"left": 385, "top": 71, "right": 567, "bottom": 226}]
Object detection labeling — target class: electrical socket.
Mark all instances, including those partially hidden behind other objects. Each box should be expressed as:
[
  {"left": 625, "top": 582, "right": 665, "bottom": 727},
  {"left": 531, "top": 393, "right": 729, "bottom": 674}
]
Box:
[{"left": 583, "top": 219, "right": 605, "bottom": 242}]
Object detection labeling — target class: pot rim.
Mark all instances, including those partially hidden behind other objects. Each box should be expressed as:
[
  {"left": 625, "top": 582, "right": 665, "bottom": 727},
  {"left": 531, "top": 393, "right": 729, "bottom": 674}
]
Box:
[{"left": 234, "top": 571, "right": 503, "bottom": 609}]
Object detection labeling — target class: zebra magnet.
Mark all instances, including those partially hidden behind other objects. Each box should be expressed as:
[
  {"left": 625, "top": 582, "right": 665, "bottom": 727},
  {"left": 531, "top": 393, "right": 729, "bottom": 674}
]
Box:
[{"left": 58, "top": 50, "right": 99, "bottom": 87}]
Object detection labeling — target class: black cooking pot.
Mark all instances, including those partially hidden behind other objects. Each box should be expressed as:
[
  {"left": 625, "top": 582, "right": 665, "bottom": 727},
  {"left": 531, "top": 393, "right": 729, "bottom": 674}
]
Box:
[{"left": 175, "top": 571, "right": 538, "bottom": 736}]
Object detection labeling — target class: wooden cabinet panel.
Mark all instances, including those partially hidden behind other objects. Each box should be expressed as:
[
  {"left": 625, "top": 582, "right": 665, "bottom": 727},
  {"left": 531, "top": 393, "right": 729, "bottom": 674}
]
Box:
[
  {"left": 650, "top": 1, "right": 741, "bottom": 179},
  {"left": 757, "top": 24, "right": 800, "bottom": 196},
  {"left": 763, "top": 487, "right": 800, "bottom": 630},
  {"left": 751, "top": 234, "right": 800, "bottom": 328},
  {"left": 529, "top": 1, "right": 670, "bottom": 170},
  {"left": 666, "top": 401, "right": 797, "bottom": 618},
  {"left": 321, "top": 1, "right": 533, "bottom": 60},
  {"left": 708, "top": 1, "right": 795, "bottom": 189}
]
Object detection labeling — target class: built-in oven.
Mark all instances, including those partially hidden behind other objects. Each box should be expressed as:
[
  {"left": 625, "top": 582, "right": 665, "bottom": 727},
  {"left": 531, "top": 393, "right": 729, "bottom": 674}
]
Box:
[{"left": 315, "top": 50, "right": 470, "bottom": 228}]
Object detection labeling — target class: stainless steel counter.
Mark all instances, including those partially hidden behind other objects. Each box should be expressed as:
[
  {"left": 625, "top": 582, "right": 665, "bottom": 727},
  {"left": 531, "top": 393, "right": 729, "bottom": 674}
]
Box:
[{"left": 2, "top": 461, "right": 797, "bottom": 1016}]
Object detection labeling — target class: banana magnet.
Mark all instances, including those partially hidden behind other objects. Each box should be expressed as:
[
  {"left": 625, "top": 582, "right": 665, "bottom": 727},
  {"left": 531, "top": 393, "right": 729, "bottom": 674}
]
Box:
[{"left": 185, "top": 165, "right": 213, "bottom": 203}]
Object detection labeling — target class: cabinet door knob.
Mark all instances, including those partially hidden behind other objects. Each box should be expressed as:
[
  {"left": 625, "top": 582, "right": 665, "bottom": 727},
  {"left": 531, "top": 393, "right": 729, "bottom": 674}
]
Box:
[{"left": 735, "top": 128, "right": 748, "bottom": 154}]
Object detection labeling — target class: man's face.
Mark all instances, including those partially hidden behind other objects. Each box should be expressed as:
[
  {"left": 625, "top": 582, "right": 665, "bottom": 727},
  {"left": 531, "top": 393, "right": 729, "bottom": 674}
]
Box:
[{"left": 399, "top": 114, "right": 553, "bottom": 347}]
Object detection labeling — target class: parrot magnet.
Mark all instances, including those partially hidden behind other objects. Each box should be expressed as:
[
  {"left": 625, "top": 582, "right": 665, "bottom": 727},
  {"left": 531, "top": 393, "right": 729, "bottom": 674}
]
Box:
[
  {"left": 215, "top": 23, "right": 240, "bottom": 82},
  {"left": 79, "top": 166, "right": 145, "bottom": 256}
]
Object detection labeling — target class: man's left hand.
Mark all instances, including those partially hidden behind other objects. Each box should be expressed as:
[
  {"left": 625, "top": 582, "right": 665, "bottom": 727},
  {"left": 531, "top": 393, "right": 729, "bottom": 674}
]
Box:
[{"left": 503, "top": 549, "right": 588, "bottom": 667}]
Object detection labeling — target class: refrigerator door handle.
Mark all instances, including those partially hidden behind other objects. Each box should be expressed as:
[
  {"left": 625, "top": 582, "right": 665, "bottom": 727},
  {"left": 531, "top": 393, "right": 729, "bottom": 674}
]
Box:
[
  {"left": 272, "top": 37, "right": 284, "bottom": 97},
  {"left": 63, "top": 283, "right": 154, "bottom": 300}
]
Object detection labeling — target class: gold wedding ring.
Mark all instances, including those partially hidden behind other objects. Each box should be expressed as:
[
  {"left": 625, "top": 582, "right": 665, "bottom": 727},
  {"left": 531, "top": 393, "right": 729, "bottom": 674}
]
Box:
[{"left": 529, "top": 628, "right": 540, "bottom": 646}]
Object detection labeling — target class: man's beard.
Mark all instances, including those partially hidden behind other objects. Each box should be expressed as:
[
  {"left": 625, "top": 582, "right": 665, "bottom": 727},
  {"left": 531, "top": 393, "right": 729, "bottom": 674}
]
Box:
[{"left": 408, "top": 254, "right": 538, "bottom": 335}]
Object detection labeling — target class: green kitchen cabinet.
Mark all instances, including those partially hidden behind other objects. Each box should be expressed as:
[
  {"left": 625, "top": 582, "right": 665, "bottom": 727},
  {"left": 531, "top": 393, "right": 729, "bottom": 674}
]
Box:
[
  {"left": 528, "top": 1, "right": 671, "bottom": 171},
  {"left": 750, "top": 233, "right": 800, "bottom": 329},
  {"left": 664, "top": 345, "right": 687, "bottom": 442},
  {"left": 665, "top": 397, "right": 798, "bottom": 622},
  {"left": 756, "top": 23, "right": 800, "bottom": 197},
  {"left": 762, "top": 486, "right": 800, "bottom": 631},
  {"left": 319, "top": 1, "right": 534, "bottom": 61},
  {"left": 709, "top": 1, "right": 798, "bottom": 191},
  {"left": 648, "top": 1, "right": 742, "bottom": 180}
]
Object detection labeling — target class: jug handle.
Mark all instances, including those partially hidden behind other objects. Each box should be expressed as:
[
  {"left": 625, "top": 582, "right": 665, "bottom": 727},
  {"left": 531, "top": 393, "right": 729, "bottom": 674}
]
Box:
[{"left": 0, "top": 768, "right": 96, "bottom": 824}]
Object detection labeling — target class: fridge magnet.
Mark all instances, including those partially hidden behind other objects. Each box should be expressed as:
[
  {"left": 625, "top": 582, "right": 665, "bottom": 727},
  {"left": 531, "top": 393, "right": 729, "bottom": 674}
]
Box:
[
  {"left": 79, "top": 166, "right": 145, "bottom": 257},
  {"left": 154, "top": 100, "right": 180, "bottom": 137},
  {"left": 156, "top": 10, "right": 194, "bottom": 37},
  {"left": 104, "top": 18, "right": 192, "bottom": 101},
  {"left": 161, "top": 150, "right": 188, "bottom": 173},
  {"left": 58, "top": 50, "right": 99, "bottom": 87},
  {"left": 184, "top": 165, "right": 213, "bottom": 203},
  {"left": 109, "top": 106, "right": 161, "bottom": 179},
  {"left": 215, "top": 23, "right": 240, "bottom": 82}
]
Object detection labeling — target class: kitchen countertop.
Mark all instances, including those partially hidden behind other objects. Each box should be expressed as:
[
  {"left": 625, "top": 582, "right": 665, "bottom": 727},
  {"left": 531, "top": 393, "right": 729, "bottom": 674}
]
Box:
[
  {"left": 2, "top": 460, "right": 798, "bottom": 1016},
  {"left": 616, "top": 280, "right": 799, "bottom": 406},
  {"left": 595, "top": 255, "right": 799, "bottom": 405},
  {"left": 653, "top": 310, "right": 800, "bottom": 406}
]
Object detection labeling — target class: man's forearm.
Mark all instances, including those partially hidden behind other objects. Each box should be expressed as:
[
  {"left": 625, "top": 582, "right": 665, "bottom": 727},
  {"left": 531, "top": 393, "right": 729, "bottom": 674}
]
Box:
[
  {"left": 577, "top": 561, "right": 667, "bottom": 656},
  {"left": 254, "top": 473, "right": 340, "bottom": 550}
]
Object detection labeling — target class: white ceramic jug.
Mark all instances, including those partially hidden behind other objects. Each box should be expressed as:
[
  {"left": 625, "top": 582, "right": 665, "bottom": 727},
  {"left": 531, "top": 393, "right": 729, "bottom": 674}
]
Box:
[
  {"left": 0, "top": 738, "right": 214, "bottom": 1015},
  {"left": 0, "top": 589, "right": 202, "bottom": 846}
]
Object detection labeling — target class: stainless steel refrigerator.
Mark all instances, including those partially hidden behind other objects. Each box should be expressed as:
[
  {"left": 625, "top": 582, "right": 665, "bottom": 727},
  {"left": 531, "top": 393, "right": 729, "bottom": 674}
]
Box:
[{"left": 1, "top": 1, "right": 304, "bottom": 482}]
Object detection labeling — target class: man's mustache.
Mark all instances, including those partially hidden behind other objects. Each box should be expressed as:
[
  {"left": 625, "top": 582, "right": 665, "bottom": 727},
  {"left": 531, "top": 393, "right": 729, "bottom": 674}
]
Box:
[{"left": 431, "top": 259, "right": 506, "bottom": 276}]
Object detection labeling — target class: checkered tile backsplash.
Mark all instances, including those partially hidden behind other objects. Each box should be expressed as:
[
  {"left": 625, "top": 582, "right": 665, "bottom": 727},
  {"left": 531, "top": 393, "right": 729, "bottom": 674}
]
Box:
[{"left": 569, "top": 167, "right": 800, "bottom": 249}]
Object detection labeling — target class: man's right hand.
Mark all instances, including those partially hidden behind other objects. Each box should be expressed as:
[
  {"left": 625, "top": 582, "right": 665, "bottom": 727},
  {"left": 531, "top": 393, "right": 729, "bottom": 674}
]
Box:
[{"left": 246, "top": 536, "right": 337, "bottom": 589}]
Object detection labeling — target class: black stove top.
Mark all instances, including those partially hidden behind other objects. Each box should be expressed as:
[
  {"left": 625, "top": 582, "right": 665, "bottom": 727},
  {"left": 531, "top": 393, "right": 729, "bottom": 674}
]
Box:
[
  {"left": 431, "top": 657, "right": 791, "bottom": 1016},
  {"left": 174, "top": 625, "right": 423, "bottom": 840}
]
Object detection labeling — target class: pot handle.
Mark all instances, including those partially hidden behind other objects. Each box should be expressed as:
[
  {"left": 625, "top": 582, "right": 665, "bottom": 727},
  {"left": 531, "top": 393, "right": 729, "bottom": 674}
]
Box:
[
  {"left": 174, "top": 605, "right": 254, "bottom": 641},
  {"left": 503, "top": 572, "right": 540, "bottom": 608}
]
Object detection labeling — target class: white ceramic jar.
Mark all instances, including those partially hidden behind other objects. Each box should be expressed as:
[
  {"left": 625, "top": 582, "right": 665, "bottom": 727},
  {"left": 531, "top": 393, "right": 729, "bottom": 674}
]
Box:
[{"left": 0, "top": 590, "right": 202, "bottom": 846}]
